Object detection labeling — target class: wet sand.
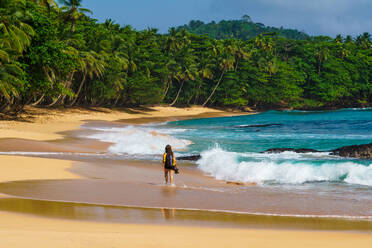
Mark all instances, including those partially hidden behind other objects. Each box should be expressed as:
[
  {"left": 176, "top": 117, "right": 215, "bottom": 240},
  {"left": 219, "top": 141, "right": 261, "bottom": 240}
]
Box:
[
  {"left": 0, "top": 196, "right": 370, "bottom": 231},
  {"left": 1, "top": 178, "right": 371, "bottom": 219}
]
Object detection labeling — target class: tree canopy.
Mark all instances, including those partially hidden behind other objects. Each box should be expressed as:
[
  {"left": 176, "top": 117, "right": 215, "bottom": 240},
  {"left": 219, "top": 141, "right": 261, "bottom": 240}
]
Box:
[{"left": 176, "top": 16, "right": 310, "bottom": 40}]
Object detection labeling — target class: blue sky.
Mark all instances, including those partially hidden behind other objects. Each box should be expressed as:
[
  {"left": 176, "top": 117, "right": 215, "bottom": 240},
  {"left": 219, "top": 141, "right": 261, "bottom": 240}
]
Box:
[{"left": 83, "top": 0, "right": 372, "bottom": 37}]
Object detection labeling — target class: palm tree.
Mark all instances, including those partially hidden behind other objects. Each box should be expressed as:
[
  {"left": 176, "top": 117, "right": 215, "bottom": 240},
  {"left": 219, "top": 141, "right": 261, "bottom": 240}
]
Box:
[
  {"left": 0, "top": 0, "right": 35, "bottom": 54},
  {"left": 334, "top": 34, "right": 343, "bottom": 44},
  {"left": 194, "top": 50, "right": 214, "bottom": 104},
  {"left": 59, "top": 0, "right": 92, "bottom": 32},
  {"left": 169, "top": 60, "right": 197, "bottom": 106},
  {"left": 202, "top": 42, "right": 235, "bottom": 106},
  {"left": 0, "top": 49, "right": 23, "bottom": 102},
  {"left": 161, "top": 59, "right": 179, "bottom": 99},
  {"left": 315, "top": 45, "right": 329, "bottom": 74},
  {"left": 232, "top": 40, "right": 250, "bottom": 71},
  {"left": 47, "top": 45, "right": 79, "bottom": 106},
  {"left": 68, "top": 51, "right": 105, "bottom": 105},
  {"left": 356, "top": 32, "right": 371, "bottom": 49},
  {"left": 31, "top": 0, "right": 58, "bottom": 10},
  {"left": 254, "top": 34, "right": 273, "bottom": 52},
  {"left": 345, "top": 35, "right": 354, "bottom": 44},
  {"left": 165, "top": 27, "right": 179, "bottom": 53}
]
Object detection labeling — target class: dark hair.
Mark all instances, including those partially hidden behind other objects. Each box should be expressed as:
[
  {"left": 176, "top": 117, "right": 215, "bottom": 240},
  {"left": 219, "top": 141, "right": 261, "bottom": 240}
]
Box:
[{"left": 165, "top": 144, "right": 173, "bottom": 155}]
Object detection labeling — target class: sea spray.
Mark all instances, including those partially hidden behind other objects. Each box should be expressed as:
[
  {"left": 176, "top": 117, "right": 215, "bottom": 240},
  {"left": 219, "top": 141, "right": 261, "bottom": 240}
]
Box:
[
  {"left": 87, "top": 126, "right": 192, "bottom": 155},
  {"left": 197, "top": 146, "right": 372, "bottom": 186}
]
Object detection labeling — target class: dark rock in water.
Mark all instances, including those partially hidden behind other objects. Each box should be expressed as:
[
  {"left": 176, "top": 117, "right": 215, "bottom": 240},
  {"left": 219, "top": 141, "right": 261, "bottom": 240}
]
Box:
[
  {"left": 264, "top": 148, "right": 320, "bottom": 153},
  {"left": 294, "top": 148, "right": 321, "bottom": 153},
  {"left": 235, "top": 123, "right": 283, "bottom": 128},
  {"left": 177, "top": 155, "right": 201, "bottom": 161},
  {"left": 330, "top": 143, "right": 372, "bottom": 159},
  {"left": 264, "top": 143, "right": 372, "bottom": 159}
]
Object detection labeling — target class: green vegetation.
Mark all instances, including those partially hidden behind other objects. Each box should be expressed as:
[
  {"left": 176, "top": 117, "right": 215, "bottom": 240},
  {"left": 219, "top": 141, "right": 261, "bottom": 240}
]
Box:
[
  {"left": 0, "top": 0, "right": 371, "bottom": 116},
  {"left": 176, "top": 15, "right": 310, "bottom": 40}
]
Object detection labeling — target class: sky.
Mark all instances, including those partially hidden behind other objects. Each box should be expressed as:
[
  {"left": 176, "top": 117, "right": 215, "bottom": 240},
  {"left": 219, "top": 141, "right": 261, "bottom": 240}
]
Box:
[{"left": 83, "top": 0, "right": 372, "bottom": 37}]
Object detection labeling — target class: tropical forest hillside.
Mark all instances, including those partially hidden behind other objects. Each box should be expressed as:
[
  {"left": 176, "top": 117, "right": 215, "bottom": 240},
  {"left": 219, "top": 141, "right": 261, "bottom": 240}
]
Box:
[
  {"left": 175, "top": 15, "right": 310, "bottom": 40},
  {"left": 0, "top": 0, "right": 371, "bottom": 117}
]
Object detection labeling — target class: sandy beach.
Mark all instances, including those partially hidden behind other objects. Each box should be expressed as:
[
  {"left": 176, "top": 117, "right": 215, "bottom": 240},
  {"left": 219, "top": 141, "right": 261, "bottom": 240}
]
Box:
[
  {"left": 0, "top": 106, "right": 371, "bottom": 247},
  {"left": 0, "top": 106, "right": 239, "bottom": 141}
]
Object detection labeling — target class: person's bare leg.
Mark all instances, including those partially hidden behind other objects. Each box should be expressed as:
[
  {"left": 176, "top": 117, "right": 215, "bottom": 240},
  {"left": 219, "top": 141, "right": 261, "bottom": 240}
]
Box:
[
  {"left": 169, "top": 170, "right": 174, "bottom": 185},
  {"left": 164, "top": 170, "right": 168, "bottom": 184}
]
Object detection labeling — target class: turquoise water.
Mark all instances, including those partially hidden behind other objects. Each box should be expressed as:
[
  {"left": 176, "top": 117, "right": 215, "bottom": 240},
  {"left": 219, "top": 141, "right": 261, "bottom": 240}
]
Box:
[
  {"left": 80, "top": 108, "right": 372, "bottom": 187},
  {"left": 163, "top": 108, "right": 372, "bottom": 186}
]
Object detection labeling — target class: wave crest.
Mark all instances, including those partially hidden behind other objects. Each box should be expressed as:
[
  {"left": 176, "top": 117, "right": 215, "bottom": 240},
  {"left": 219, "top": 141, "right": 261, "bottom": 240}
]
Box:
[
  {"left": 87, "top": 126, "right": 191, "bottom": 155},
  {"left": 197, "top": 147, "right": 372, "bottom": 186}
]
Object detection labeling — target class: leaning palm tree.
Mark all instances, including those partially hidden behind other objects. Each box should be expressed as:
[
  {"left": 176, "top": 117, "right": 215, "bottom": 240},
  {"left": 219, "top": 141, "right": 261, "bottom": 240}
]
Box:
[
  {"left": 69, "top": 51, "right": 106, "bottom": 106},
  {"left": 202, "top": 42, "right": 236, "bottom": 106},
  {"left": 194, "top": 55, "right": 214, "bottom": 104},
  {"left": 59, "top": 0, "right": 92, "bottom": 32},
  {"left": 169, "top": 62, "right": 198, "bottom": 106}
]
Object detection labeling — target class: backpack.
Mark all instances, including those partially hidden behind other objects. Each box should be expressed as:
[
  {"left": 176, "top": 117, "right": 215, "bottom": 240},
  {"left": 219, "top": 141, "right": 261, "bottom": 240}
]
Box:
[{"left": 165, "top": 153, "right": 173, "bottom": 167}]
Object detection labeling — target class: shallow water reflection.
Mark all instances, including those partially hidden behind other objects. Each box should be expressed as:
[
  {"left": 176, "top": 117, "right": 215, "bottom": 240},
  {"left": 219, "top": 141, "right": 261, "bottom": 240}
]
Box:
[{"left": 0, "top": 197, "right": 371, "bottom": 231}]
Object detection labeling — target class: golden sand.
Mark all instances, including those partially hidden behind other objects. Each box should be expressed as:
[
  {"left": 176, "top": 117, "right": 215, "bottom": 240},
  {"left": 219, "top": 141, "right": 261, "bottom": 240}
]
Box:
[
  {"left": 0, "top": 155, "right": 80, "bottom": 183},
  {"left": 0, "top": 106, "right": 238, "bottom": 141}
]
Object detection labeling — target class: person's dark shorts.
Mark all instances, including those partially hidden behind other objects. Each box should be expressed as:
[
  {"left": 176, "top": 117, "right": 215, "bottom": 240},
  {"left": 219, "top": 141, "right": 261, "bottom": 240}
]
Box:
[{"left": 165, "top": 165, "right": 176, "bottom": 170}]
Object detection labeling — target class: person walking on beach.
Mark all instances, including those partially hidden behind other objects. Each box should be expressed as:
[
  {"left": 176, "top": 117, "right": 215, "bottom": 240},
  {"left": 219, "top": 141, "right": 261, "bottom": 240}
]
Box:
[{"left": 163, "top": 144, "right": 178, "bottom": 185}]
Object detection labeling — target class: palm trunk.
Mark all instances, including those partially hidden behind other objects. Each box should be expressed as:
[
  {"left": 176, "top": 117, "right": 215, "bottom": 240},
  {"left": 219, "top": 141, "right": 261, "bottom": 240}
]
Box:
[
  {"left": 234, "top": 59, "right": 239, "bottom": 71},
  {"left": 113, "top": 95, "right": 121, "bottom": 107},
  {"left": 163, "top": 80, "right": 171, "bottom": 99},
  {"left": 96, "top": 98, "right": 105, "bottom": 107},
  {"left": 202, "top": 68, "right": 226, "bottom": 107},
  {"left": 0, "top": 98, "right": 10, "bottom": 112},
  {"left": 61, "top": 72, "right": 75, "bottom": 105},
  {"left": 47, "top": 94, "right": 62, "bottom": 107},
  {"left": 68, "top": 71, "right": 87, "bottom": 106},
  {"left": 169, "top": 80, "right": 185, "bottom": 106},
  {"left": 31, "top": 94, "right": 45, "bottom": 106}
]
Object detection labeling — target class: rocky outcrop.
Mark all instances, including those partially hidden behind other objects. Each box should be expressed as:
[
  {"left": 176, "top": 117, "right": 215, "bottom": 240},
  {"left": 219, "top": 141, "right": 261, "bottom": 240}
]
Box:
[
  {"left": 330, "top": 143, "right": 372, "bottom": 159},
  {"left": 264, "top": 143, "right": 372, "bottom": 159},
  {"left": 177, "top": 155, "right": 201, "bottom": 161},
  {"left": 264, "top": 148, "right": 320, "bottom": 153}
]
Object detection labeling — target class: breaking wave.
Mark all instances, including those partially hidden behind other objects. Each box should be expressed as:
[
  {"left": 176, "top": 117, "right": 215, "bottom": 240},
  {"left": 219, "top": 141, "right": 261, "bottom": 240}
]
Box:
[
  {"left": 86, "top": 126, "right": 191, "bottom": 156},
  {"left": 197, "top": 147, "right": 372, "bottom": 186}
]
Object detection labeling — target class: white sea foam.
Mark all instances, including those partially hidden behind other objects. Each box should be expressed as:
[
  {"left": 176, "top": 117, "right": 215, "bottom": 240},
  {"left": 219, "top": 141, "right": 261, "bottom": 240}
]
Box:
[
  {"left": 241, "top": 151, "right": 334, "bottom": 160},
  {"left": 197, "top": 147, "right": 372, "bottom": 186},
  {"left": 86, "top": 126, "right": 192, "bottom": 155}
]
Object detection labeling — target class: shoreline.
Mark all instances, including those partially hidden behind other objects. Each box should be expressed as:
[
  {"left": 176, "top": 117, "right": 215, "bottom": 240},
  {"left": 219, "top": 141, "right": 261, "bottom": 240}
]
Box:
[{"left": 0, "top": 105, "right": 250, "bottom": 141}]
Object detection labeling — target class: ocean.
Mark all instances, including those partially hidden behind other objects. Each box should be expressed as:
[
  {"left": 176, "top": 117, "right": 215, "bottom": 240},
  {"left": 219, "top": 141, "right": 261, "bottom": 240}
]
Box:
[
  {"left": 82, "top": 108, "right": 372, "bottom": 218},
  {"left": 87, "top": 108, "right": 372, "bottom": 187}
]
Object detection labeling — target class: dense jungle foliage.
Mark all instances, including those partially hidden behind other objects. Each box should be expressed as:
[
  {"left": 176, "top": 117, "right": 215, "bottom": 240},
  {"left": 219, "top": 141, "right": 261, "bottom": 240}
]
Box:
[
  {"left": 0, "top": 0, "right": 371, "bottom": 116},
  {"left": 176, "top": 15, "right": 309, "bottom": 40}
]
